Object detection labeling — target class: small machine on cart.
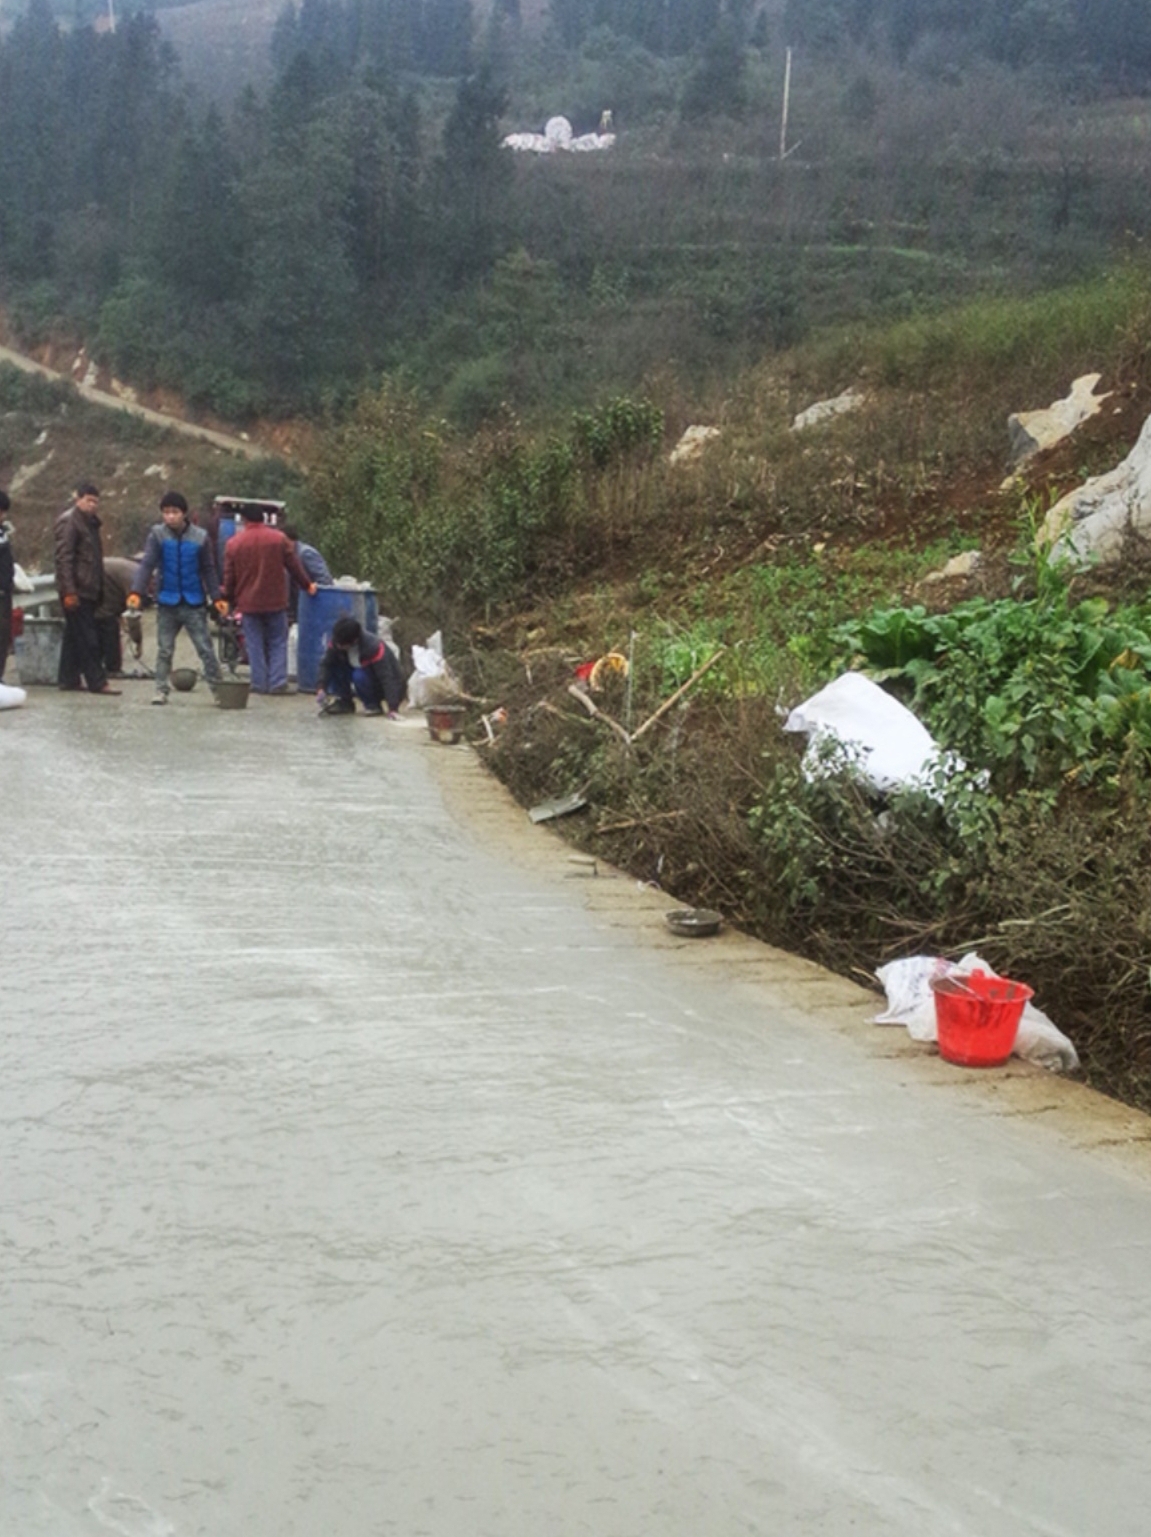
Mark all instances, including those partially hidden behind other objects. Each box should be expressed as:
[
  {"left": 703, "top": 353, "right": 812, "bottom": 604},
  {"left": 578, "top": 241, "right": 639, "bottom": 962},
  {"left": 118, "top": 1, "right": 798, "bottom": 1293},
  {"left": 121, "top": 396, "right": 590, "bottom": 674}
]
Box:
[{"left": 208, "top": 496, "right": 286, "bottom": 577}]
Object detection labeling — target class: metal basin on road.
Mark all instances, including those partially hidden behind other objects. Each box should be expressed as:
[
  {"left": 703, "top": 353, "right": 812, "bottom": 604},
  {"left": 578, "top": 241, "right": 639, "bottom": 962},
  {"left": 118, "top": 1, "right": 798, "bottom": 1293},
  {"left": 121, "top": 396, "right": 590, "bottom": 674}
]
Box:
[{"left": 665, "top": 907, "right": 722, "bottom": 938}]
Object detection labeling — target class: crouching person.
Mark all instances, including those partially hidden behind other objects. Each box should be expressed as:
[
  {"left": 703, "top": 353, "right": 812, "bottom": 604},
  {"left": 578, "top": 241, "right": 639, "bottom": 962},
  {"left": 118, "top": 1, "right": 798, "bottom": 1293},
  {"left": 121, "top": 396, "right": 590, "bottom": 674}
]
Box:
[
  {"left": 316, "top": 615, "right": 405, "bottom": 717},
  {"left": 129, "top": 492, "right": 228, "bottom": 705}
]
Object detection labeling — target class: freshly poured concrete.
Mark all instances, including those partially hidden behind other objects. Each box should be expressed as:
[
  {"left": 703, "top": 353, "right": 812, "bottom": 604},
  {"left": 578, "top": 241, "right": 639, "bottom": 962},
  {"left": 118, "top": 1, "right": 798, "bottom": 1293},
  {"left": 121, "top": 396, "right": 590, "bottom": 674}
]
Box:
[{"left": 4, "top": 684, "right": 1151, "bottom": 1537}]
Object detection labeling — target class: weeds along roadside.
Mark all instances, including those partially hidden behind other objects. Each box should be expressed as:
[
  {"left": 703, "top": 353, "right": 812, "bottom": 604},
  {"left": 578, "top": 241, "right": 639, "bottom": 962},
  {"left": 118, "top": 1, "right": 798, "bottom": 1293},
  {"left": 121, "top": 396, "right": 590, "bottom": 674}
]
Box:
[{"left": 470, "top": 543, "right": 1151, "bottom": 1117}]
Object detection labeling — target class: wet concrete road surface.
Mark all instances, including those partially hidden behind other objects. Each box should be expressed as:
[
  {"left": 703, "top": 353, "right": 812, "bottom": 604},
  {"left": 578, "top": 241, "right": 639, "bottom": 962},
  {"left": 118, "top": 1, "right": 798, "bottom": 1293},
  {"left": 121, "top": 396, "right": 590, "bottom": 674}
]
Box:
[{"left": 5, "top": 684, "right": 1151, "bottom": 1537}]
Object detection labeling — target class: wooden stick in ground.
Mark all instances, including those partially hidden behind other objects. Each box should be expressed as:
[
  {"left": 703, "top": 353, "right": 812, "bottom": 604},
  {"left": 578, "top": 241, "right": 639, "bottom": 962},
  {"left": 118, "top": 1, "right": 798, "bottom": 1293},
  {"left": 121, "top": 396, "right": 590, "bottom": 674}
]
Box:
[
  {"left": 629, "top": 648, "right": 726, "bottom": 742},
  {"left": 567, "top": 684, "right": 632, "bottom": 745},
  {"left": 594, "top": 809, "right": 686, "bottom": 835},
  {"left": 537, "top": 699, "right": 598, "bottom": 730}
]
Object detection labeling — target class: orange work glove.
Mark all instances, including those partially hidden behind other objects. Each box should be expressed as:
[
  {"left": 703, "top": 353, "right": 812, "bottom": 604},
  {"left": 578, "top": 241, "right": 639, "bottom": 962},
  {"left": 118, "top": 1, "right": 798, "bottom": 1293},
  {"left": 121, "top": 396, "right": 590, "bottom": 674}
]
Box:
[
  {"left": 125, "top": 593, "right": 142, "bottom": 610},
  {"left": 62, "top": 593, "right": 80, "bottom": 611},
  {"left": 214, "top": 599, "right": 230, "bottom": 616}
]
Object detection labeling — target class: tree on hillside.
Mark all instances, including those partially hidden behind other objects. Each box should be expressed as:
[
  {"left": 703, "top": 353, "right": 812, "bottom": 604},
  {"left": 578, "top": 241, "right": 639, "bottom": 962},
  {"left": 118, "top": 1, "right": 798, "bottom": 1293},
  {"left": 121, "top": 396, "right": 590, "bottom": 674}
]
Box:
[
  {"left": 271, "top": 0, "right": 473, "bottom": 76},
  {"left": 434, "top": 67, "right": 512, "bottom": 283},
  {"left": 777, "top": 0, "right": 1151, "bottom": 79},
  {"left": 549, "top": 0, "right": 723, "bottom": 55},
  {"left": 0, "top": 0, "right": 66, "bottom": 280},
  {"left": 146, "top": 109, "right": 246, "bottom": 304},
  {"left": 335, "top": 77, "right": 423, "bottom": 295},
  {"left": 65, "top": 14, "right": 176, "bottom": 226},
  {"left": 417, "top": 0, "right": 473, "bottom": 74},
  {"left": 1079, "top": 0, "right": 1151, "bottom": 83},
  {"left": 680, "top": 16, "right": 747, "bottom": 118},
  {"left": 238, "top": 124, "right": 359, "bottom": 399}
]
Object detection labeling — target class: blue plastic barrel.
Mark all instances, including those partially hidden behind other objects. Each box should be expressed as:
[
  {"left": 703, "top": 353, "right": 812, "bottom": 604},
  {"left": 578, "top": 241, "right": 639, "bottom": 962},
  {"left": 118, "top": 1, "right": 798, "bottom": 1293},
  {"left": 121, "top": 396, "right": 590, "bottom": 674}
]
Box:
[
  {"left": 215, "top": 516, "right": 236, "bottom": 578},
  {"left": 296, "top": 586, "right": 379, "bottom": 690}
]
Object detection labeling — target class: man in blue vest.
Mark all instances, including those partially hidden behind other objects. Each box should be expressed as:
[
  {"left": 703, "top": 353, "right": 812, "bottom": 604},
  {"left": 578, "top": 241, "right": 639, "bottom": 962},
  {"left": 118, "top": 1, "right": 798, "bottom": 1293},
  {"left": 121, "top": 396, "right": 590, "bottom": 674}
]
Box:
[{"left": 129, "top": 492, "right": 228, "bottom": 705}]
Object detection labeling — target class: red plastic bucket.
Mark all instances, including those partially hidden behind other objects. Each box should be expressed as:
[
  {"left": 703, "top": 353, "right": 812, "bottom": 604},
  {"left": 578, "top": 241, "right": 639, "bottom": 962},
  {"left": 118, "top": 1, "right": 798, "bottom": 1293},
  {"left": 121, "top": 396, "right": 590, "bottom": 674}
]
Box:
[{"left": 930, "top": 970, "right": 1033, "bottom": 1067}]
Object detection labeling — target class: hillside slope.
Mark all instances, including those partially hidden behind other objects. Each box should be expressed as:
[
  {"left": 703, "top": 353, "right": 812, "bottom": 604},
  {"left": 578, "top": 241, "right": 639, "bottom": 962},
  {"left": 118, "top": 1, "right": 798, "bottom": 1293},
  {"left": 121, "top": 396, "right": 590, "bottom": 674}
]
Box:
[{"left": 0, "top": 343, "right": 298, "bottom": 570}]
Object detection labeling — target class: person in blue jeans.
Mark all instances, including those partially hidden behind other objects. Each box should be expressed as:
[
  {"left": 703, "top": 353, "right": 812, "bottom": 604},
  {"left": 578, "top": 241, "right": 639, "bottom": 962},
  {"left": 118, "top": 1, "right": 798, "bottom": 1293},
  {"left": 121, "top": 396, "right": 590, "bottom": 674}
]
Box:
[
  {"left": 129, "top": 492, "right": 228, "bottom": 704},
  {"left": 315, "top": 615, "right": 405, "bottom": 716}
]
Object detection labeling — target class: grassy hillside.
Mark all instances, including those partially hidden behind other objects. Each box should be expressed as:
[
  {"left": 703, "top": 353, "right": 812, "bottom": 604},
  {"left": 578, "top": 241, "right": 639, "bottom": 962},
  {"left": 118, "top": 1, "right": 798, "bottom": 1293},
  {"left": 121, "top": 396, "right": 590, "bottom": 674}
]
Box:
[{"left": 0, "top": 365, "right": 298, "bottom": 571}]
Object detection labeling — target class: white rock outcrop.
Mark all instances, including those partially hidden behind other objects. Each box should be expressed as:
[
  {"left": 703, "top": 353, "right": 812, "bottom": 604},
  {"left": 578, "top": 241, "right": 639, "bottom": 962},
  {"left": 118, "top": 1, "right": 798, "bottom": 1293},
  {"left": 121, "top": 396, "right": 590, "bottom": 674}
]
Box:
[
  {"left": 669, "top": 425, "right": 721, "bottom": 465},
  {"left": 1007, "top": 373, "right": 1109, "bottom": 467},
  {"left": 920, "top": 550, "right": 982, "bottom": 585},
  {"left": 1041, "top": 410, "right": 1151, "bottom": 567},
  {"left": 9, "top": 452, "right": 54, "bottom": 493},
  {"left": 791, "top": 388, "right": 864, "bottom": 432}
]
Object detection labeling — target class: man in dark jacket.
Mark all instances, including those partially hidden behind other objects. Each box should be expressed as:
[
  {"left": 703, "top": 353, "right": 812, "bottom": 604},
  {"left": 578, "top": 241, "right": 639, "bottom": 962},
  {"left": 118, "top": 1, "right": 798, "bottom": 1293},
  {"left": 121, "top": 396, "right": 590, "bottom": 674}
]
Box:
[
  {"left": 316, "top": 615, "right": 405, "bottom": 716},
  {"left": 54, "top": 483, "right": 119, "bottom": 694},
  {"left": 222, "top": 504, "right": 315, "bottom": 694},
  {"left": 129, "top": 492, "right": 228, "bottom": 705},
  {"left": 0, "top": 489, "right": 14, "bottom": 680}
]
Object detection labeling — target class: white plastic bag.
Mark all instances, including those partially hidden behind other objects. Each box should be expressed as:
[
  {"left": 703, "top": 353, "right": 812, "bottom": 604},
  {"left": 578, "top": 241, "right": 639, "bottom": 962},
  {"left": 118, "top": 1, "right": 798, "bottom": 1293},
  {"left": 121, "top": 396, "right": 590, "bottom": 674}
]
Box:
[
  {"left": 784, "top": 672, "right": 943, "bottom": 794},
  {"left": 378, "top": 615, "right": 401, "bottom": 663},
  {"left": 874, "top": 952, "right": 1079, "bottom": 1071},
  {"left": 408, "top": 629, "right": 461, "bottom": 708}
]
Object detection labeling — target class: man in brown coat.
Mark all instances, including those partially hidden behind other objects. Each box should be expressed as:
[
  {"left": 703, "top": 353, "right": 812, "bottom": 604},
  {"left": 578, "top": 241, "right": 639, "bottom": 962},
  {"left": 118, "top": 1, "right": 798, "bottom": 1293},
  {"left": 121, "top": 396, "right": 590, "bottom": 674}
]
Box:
[
  {"left": 97, "top": 555, "right": 144, "bottom": 677},
  {"left": 221, "top": 504, "right": 315, "bottom": 693},
  {"left": 54, "top": 483, "right": 120, "bottom": 694}
]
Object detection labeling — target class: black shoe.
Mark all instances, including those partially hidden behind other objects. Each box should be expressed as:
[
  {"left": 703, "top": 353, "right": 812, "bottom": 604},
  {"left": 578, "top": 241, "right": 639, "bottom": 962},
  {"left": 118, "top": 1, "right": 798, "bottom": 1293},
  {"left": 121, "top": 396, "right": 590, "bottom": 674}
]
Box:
[{"left": 319, "top": 696, "right": 355, "bottom": 716}]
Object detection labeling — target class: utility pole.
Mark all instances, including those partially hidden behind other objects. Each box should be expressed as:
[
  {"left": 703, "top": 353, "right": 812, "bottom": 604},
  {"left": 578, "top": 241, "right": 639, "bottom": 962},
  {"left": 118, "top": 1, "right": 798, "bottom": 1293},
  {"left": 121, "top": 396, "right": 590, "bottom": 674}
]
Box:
[{"left": 780, "top": 46, "right": 793, "bottom": 161}]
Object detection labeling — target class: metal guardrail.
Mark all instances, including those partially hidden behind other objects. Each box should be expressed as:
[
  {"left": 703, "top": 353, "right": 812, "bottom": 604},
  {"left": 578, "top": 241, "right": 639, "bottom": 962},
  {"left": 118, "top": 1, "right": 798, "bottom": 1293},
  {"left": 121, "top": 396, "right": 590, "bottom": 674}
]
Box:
[{"left": 16, "top": 574, "right": 60, "bottom": 616}]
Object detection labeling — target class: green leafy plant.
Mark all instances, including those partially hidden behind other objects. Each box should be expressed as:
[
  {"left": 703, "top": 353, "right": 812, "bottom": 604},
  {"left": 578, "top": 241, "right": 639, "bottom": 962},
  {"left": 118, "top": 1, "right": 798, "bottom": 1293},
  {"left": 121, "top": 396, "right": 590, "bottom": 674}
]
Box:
[
  {"left": 834, "top": 568, "right": 1151, "bottom": 791},
  {"left": 571, "top": 397, "right": 664, "bottom": 470}
]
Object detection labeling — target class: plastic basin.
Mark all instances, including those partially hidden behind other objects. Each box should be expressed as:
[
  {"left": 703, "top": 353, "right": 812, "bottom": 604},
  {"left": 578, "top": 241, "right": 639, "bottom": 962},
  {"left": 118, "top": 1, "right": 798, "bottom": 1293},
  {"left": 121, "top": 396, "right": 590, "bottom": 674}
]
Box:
[
  {"left": 930, "top": 970, "right": 1033, "bottom": 1067},
  {"left": 214, "top": 677, "right": 251, "bottom": 710}
]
